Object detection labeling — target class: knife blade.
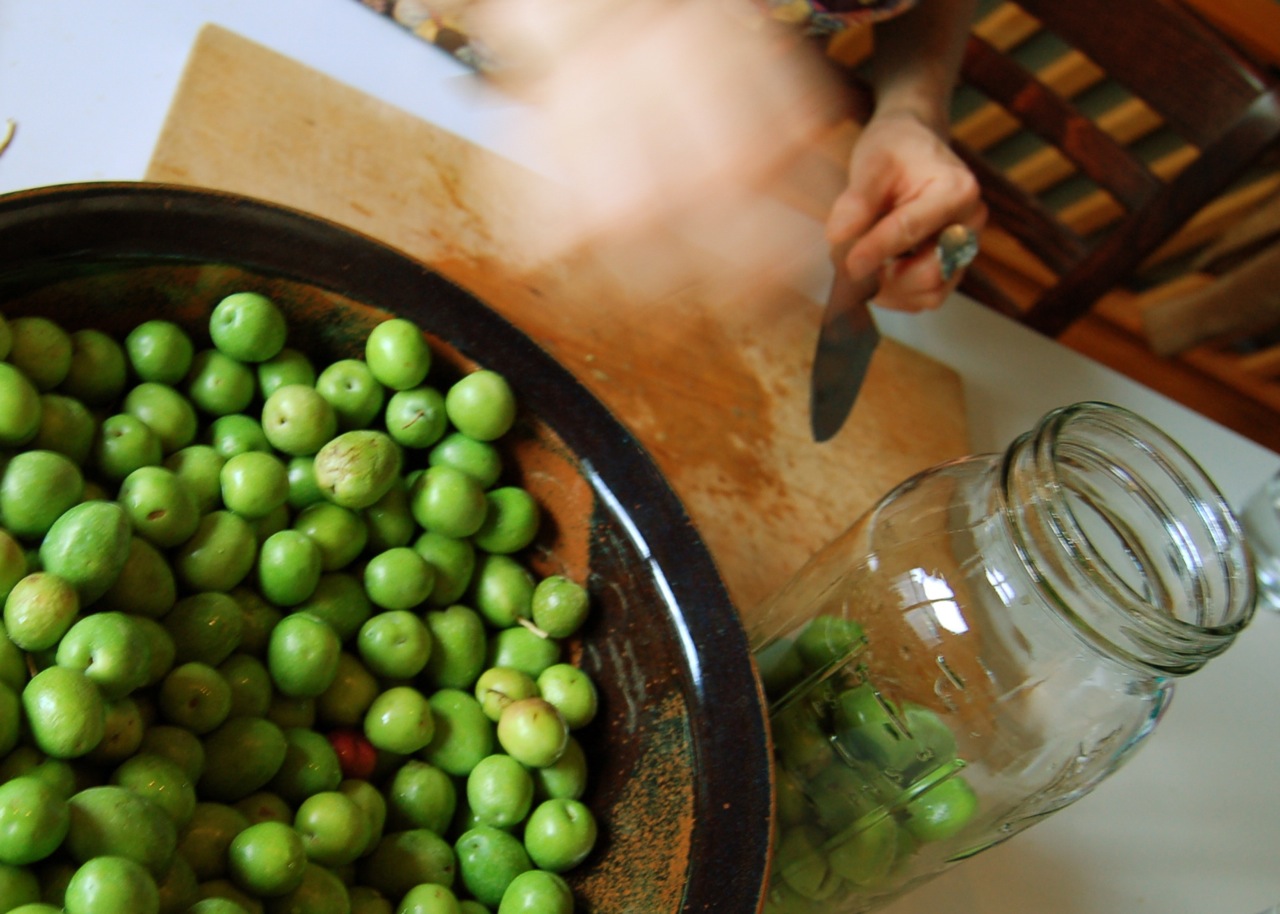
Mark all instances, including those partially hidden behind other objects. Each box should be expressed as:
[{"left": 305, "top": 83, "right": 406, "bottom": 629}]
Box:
[
  {"left": 809, "top": 262, "right": 880, "bottom": 442},
  {"left": 809, "top": 224, "right": 979, "bottom": 441}
]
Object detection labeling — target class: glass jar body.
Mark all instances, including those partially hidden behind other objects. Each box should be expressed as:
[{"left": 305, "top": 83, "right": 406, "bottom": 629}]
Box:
[{"left": 753, "top": 404, "right": 1253, "bottom": 914}]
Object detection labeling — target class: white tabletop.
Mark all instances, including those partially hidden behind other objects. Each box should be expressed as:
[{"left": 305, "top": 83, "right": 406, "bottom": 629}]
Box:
[{"left": 3, "top": 2, "right": 1279, "bottom": 912}]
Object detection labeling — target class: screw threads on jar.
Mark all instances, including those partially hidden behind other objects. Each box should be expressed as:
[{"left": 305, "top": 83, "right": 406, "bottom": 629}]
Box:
[{"left": 999, "top": 402, "right": 1254, "bottom": 676}]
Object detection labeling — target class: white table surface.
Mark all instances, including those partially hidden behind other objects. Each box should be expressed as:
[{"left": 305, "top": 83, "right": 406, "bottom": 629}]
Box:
[{"left": 3, "top": 2, "right": 1279, "bottom": 912}]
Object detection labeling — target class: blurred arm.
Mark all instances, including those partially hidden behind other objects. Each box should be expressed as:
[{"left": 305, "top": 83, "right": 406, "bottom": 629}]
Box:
[
  {"left": 867, "top": 0, "right": 978, "bottom": 135},
  {"left": 827, "top": 0, "right": 986, "bottom": 312}
]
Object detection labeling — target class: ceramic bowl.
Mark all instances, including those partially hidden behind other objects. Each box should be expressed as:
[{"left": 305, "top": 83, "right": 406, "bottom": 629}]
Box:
[{"left": 0, "top": 182, "right": 773, "bottom": 913}]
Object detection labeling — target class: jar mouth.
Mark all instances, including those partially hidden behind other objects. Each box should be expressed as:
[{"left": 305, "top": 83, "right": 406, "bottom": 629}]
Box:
[{"left": 1004, "top": 402, "right": 1255, "bottom": 673}]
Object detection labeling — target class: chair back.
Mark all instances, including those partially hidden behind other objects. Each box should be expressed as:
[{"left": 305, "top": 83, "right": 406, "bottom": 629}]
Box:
[{"left": 952, "top": 0, "right": 1280, "bottom": 335}]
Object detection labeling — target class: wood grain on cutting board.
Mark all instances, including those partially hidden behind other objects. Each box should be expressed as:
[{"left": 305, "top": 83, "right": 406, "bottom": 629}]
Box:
[{"left": 147, "top": 24, "right": 968, "bottom": 619}]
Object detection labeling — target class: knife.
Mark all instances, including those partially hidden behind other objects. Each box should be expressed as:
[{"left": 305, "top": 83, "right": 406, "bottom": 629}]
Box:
[
  {"left": 809, "top": 259, "right": 880, "bottom": 442},
  {"left": 809, "top": 224, "right": 979, "bottom": 442}
]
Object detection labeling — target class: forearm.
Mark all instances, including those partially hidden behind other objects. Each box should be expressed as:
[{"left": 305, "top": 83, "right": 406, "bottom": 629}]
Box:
[{"left": 866, "top": 0, "right": 977, "bottom": 135}]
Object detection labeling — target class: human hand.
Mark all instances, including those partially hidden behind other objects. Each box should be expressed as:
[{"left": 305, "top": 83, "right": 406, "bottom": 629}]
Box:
[{"left": 826, "top": 108, "right": 985, "bottom": 312}]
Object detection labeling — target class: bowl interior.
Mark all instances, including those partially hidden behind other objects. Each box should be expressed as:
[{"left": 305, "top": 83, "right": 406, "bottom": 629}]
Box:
[{"left": 0, "top": 183, "right": 773, "bottom": 913}]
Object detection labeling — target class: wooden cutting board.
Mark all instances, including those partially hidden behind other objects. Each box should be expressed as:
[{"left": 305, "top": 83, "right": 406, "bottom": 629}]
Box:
[{"left": 147, "top": 24, "right": 968, "bottom": 621}]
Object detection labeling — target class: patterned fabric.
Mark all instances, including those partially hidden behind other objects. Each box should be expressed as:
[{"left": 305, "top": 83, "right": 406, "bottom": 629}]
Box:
[
  {"left": 354, "top": 0, "right": 915, "bottom": 67},
  {"left": 766, "top": 0, "right": 915, "bottom": 34}
]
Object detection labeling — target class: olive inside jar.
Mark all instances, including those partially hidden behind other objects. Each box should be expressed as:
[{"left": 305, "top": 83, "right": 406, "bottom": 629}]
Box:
[{"left": 750, "top": 402, "right": 1255, "bottom": 913}]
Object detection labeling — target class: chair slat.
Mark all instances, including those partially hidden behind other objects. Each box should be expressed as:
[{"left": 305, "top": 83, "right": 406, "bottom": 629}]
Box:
[
  {"left": 962, "top": 35, "right": 1162, "bottom": 211},
  {"left": 1057, "top": 145, "right": 1199, "bottom": 238},
  {"left": 1237, "top": 345, "right": 1280, "bottom": 378},
  {"left": 1019, "top": 0, "right": 1271, "bottom": 145},
  {"left": 952, "top": 141, "right": 1088, "bottom": 273},
  {"left": 972, "top": 2, "right": 1041, "bottom": 48},
  {"left": 1023, "top": 89, "right": 1280, "bottom": 335},
  {"left": 1144, "top": 173, "right": 1280, "bottom": 268},
  {"left": 952, "top": 50, "right": 1105, "bottom": 151},
  {"left": 1005, "top": 99, "right": 1164, "bottom": 195}
]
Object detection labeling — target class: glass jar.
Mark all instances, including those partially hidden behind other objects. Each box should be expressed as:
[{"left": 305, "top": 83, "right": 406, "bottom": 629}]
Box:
[
  {"left": 751, "top": 402, "right": 1256, "bottom": 914},
  {"left": 1239, "top": 468, "right": 1280, "bottom": 612}
]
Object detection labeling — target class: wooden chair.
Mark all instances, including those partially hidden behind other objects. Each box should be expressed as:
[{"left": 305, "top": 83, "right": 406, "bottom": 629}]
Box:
[{"left": 947, "top": 0, "right": 1280, "bottom": 337}]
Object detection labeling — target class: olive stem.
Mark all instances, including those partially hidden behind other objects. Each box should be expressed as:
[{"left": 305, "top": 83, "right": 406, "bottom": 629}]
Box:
[{"left": 516, "top": 616, "right": 551, "bottom": 640}]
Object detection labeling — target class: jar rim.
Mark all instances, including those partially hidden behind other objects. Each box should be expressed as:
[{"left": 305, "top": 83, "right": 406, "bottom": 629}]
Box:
[{"left": 1004, "top": 402, "right": 1255, "bottom": 673}]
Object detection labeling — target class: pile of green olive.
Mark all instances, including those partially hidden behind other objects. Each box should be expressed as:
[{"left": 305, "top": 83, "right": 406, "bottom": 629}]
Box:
[
  {"left": 0, "top": 293, "right": 599, "bottom": 914},
  {"left": 756, "top": 616, "right": 977, "bottom": 913}
]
